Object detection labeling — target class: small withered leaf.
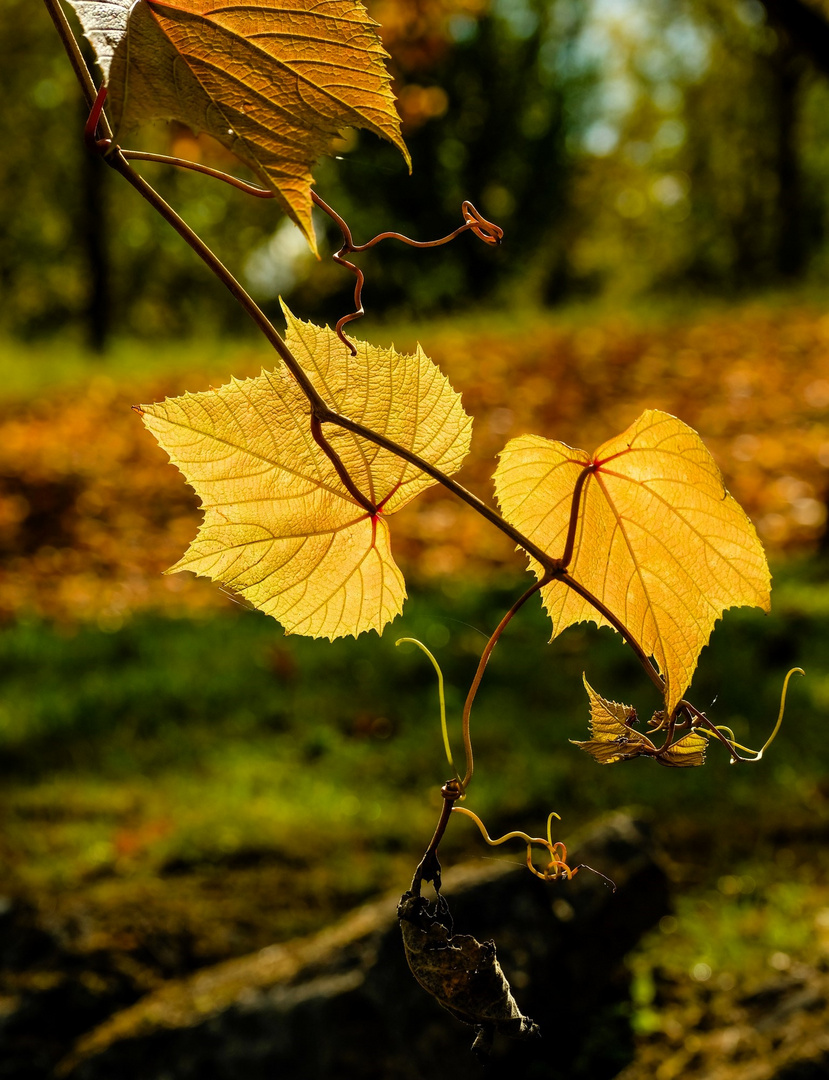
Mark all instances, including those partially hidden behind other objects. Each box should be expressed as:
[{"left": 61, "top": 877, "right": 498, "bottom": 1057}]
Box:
[
  {"left": 398, "top": 892, "right": 539, "bottom": 1056},
  {"left": 571, "top": 676, "right": 657, "bottom": 764},
  {"left": 656, "top": 729, "right": 708, "bottom": 768}
]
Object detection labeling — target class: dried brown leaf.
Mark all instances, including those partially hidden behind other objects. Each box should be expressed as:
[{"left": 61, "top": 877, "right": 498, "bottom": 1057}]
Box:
[{"left": 398, "top": 892, "right": 538, "bottom": 1055}]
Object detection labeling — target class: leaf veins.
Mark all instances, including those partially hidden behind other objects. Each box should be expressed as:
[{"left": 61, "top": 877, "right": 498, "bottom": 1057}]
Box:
[
  {"left": 67, "top": 0, "right": 410, "bottom": 249},
  {"left": 136, "top": 306, "right": 472, "bottom": 638},
  {"left": 494, "top": 410, "right": 771, "bottom": 714},
  {"left": 572, "top": 677, "right": 655, "bottom": 764},
  {"left": 573, "top": 677, "right": 708, "bottom": 768}
]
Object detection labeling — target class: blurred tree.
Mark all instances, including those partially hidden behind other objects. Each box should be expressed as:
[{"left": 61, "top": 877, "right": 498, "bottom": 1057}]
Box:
[
  {"left": 6, "top": 0, "right": 592, "bottom": 342},
  {"left": 759, "top": 0, "right": 829, "bottom": 77},
  {"left": 6, "top": 0, "right": 829, "bottom": 347},
  {"left": 567, "top": 0, "right": 829, "bottom": 297},
  {"left": 308, "top": 0, "right": 592, "bottom": 317},
  {"left": 1, "top": 0, "right": 290, "bottom": 345},
  {"left": 0, "top": 4, "right": 90, "bottom": 340}
]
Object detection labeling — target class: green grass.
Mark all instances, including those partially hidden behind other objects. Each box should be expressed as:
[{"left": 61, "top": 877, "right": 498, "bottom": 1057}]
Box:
[
  {"left": 2, "top": 560, "right": 826, "bottom": 909},
  {"left": 1, "top": 307, "right": 827, "bottom": 968},
  {"left": 0, "top": 334, "right": 267, "bottom": 402},
  {"left": 626, "top": 851, "right": 829, "bottom": 1053}
]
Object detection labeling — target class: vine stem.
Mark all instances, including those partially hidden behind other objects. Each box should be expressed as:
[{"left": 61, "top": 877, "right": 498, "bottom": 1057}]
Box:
[
  {"left": 680, "top": 699, "right": 748, "bottom": 763},
  {"left": 460, "top": 576, "right": 550, "bottom": 789},
  {"left": 106, "top": 128, "right": 567, "bottom": 564},
  {"left": 43, "top": 0, "right": 106, "bottom": 122},
  {"left": 410, "top": 779, "right": 463, "bottom": 896},
  {"left": 322, "top": 409, "right": 566, "bottom": 572},
  {"left": 46, "top": 0, "right": 664, "bottom": 702},
  {"left": 560, "top": 573, "right": 664, "bottom": 695}
]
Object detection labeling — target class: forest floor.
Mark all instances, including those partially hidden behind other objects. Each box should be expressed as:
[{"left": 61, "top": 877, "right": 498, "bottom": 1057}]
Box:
[{"left": 1, "top": 295, "right": 828, "bottom": 1077}]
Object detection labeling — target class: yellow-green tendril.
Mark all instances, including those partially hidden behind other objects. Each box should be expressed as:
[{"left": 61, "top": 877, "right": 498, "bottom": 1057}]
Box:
[
  {"left": 452, "top": 805, "right": 574, "bottom": 882},
  {"left": 700, "top": 667, "right": 804, "bottom": 761},
  {"left": 396, "top": 637, "right": 460, "bottom": 784},
  {"left": 546, "top": 810, "right": 562, "bottom": 849},
  {"left": 753, "top": 666, "right": 804, "bottom": 759}
]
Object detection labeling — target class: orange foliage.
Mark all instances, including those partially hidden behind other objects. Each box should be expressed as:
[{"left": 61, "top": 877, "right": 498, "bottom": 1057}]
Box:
[
  {"left": 0, "top": 302, "right": 826, "bottom": 624},
  {"left": 370, "top": 0, "right": 487, "bottom": 74},
  {"left": 394, "top": 302, "right": 829, "bottom": 581},
  {"left": 0, "top": 373, "right": 224, "bottom": 624}
]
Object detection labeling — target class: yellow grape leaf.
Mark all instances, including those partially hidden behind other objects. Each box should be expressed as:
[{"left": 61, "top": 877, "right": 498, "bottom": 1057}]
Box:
[
  {"left": 574, "top": 678, "right": 708, "bottom": 767},
  {"left": 571, "top": 676, "right": 656, "bottom": 764},
  {"left": 494, "top": 410, "right": 771, "bottom": 714},
  {"left": 136, "top": 306, "right": 471, "bottom": 637},
  {"left": 68, "top": 0, "right": 409, "bottom": 249},
  {"left": 656, "top": 729, "right": 707, "bottom": 768}
]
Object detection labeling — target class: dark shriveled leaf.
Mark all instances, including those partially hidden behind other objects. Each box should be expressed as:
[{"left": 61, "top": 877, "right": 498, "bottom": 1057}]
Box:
[{"left": 398, "top": 892, "right": 538, "bottom": 1056}]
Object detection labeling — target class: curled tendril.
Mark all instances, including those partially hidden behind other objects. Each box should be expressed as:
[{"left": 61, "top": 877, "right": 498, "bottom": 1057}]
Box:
[
  {"left": 395, "top": 637, "right": 463, "bottom": 790},
  {"left": 697, "top": 666, "right": 804, "bottom": 762},
  {"left": 460, "top": 201, "right": 504, "bottom": 246},
  {"left": 452, "top": 806, "right": 576, "bottom": 882},
  {"left": 80, "top": 91, "right": 505, "bottom": 362},
  {"left": 313, "top": 194, "right": 504, "bottom": 354}
]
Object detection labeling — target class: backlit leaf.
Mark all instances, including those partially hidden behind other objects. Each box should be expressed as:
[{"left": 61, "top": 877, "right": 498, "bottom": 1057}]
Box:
[
  {"left": 494, "top": 410, "right": 771, "bottom": 714},
  {"left": 136, "top": 306, "right": 472, "bottom": 638},
  {"left": 571, "top": 676, "right": 656, "bottom": 764},
  {"left": 656, "top": 730, "right": 707, "bottom": 768},
  {"left": 67, "top": 0, "right": 409, "bottom": 249},
  {"left": 574, "top": 678, "right": 708, "bottom": 767}
]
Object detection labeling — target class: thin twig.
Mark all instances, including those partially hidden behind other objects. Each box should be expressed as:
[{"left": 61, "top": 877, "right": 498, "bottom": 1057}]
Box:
[
  {"left": 559, "top": 572, "right": 665, "bottom": 694},
  {"left": 561, "top": 465, "right": 593, "bottom": 569},
  {"left": 309, "top": 416, "right": 376, "bottom": 513},
  {"left": 120, "top": 150, "right": 277, "bottom": 198},
  {"left": 460, "top": 577, "right": 549, "bottom": 788},
  {"left": 313, "top": 194, "right": 503, "bottom": 352},
  {"left": 680, "top": 700, "right": 745, "bottom": 763},
  {"left": 43, "top": 0, "right": 105, "bottom": 121},
  {"left": 410, "top": 779, "right": 463, "bottom": 895}
]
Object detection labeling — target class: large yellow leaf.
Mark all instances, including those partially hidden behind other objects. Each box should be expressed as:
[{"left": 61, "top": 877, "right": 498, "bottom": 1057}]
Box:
[
  {"left": 137, "top": 307, "right": 472, "bottom": 637},
  {"left": 494, "top": 410, "right": 771, "bottom": 714},
  {"left": 67, "top": 0, "right": 409, "bottom": 249}
]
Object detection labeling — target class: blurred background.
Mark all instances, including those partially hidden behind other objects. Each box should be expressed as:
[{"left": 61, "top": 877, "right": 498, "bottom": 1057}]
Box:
[
  {"left": 6, "top": 0, "right": 829, "bottom": 343},
  {"left": 1, "top": 0, "right": 829, "bottom": 1077}
]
